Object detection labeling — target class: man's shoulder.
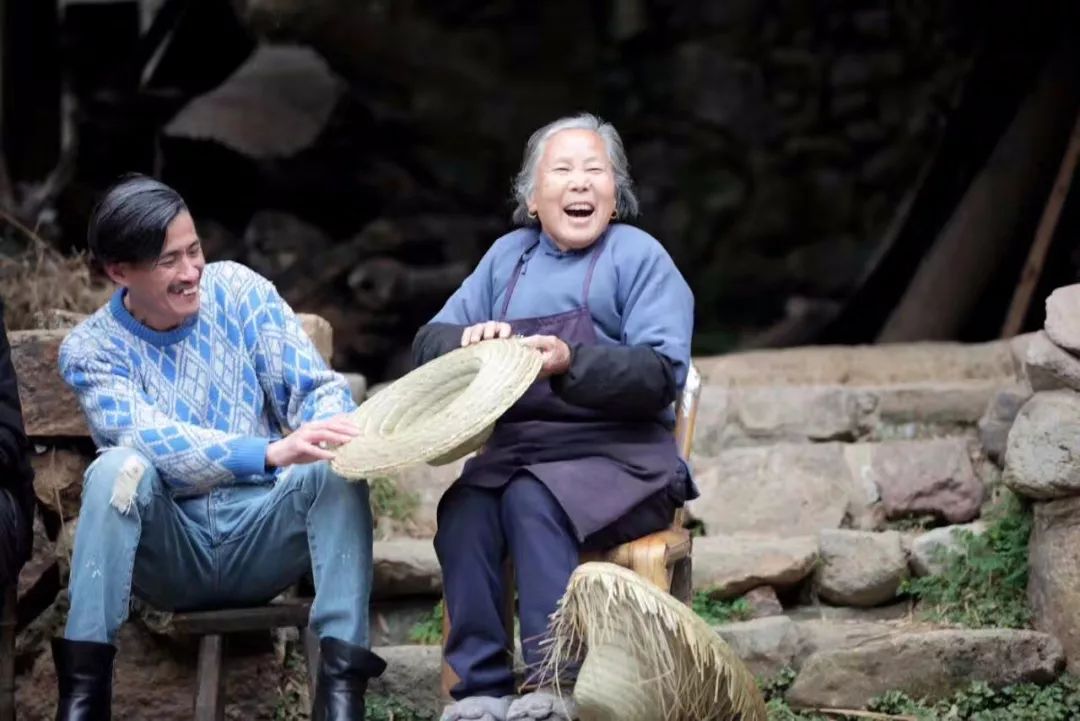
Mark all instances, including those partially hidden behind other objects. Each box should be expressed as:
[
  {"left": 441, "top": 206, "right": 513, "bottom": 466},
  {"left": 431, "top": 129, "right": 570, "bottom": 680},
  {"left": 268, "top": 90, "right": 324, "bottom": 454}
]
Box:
[
  {"left": 608, "top": 223, "right": 667, "bottom": 255},
  {"left": 60, "top": 304, "right": 118, "bottom": 359},
  {"left": 607, "top": 224, "right": 681, "bottom": 275},
  {"left": 203, "top": 260, "right": 270, "bottom": 291}
]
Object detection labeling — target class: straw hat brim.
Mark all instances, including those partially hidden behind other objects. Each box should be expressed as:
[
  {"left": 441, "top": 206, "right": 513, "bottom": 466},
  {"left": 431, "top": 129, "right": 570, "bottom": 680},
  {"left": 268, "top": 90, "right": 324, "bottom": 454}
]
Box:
[
  {"left": 330, "top": 338, "right": 542, "bottom": 479},
  {"left": 543, "top": 562, "right": 768, "bottom": 721}
]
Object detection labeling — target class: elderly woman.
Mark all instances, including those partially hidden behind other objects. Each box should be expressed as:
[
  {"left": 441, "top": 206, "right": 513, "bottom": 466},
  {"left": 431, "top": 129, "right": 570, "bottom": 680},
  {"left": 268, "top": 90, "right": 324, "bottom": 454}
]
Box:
[{"left": 412, "top": 113, "right": 696, "bottom": 721}]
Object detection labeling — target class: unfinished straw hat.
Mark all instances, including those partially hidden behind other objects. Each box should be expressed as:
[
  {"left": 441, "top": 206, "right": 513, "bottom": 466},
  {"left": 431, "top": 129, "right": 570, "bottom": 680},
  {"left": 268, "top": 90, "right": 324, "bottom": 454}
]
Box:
[
  {"left": 541, "top": 562, "right": 767, "bottom": 721},
  {"left": 330, "top": 338, "right": 542, "bottom": 479}
]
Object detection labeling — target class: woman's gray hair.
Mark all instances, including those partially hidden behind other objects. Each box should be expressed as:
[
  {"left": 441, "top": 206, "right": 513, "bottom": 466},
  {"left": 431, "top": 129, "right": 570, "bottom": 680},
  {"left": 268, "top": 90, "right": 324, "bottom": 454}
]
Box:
[{"left": 511, "top": 113, "right": 639, "bottom": 225}]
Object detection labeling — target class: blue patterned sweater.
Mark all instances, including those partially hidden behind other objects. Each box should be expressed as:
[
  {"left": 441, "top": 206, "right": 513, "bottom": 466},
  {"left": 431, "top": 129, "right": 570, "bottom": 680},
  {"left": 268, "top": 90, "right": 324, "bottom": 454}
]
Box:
[{"left": 59, "top": 261, "right": 354, "bottom": 494}]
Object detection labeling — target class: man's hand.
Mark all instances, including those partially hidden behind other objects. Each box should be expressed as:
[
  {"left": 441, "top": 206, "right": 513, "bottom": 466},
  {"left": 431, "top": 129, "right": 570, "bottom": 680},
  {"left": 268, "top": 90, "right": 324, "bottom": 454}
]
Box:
[
  {"left": 266, "top": 415, "right": 359, "bottom": 468},
  {"left": 461, "top": 321, "right": 512, "bottom": 347},
  {"left": 521, "top": 335, "right": 571, "bottom": 379}
]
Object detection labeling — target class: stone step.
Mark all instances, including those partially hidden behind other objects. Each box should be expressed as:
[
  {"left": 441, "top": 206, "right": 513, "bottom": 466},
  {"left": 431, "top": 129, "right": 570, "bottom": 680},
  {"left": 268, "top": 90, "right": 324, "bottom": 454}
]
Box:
[
  {"left": 785, "top": 628, "right": 1064, "bottom": 709},
  {"left": 369, "top": 620, "right": 1065, "bottom": 716},
  {"left": 372, "top": 538, "right": 440, "bottom": 599},
  {"left": 695, "top": 380, "right": 1006, "bottom": 454},
  {"left": 689, "top": 437, "right": 985, "bottom": 537},
  {"left": 368, "top": 645, "right": 443, "bottom": 716},
  {"left": 695, "top": 339, "right": 1022, "bottom": 388},
  {"left": 692, "top": 534, "right": 818, "bottom": 600}
]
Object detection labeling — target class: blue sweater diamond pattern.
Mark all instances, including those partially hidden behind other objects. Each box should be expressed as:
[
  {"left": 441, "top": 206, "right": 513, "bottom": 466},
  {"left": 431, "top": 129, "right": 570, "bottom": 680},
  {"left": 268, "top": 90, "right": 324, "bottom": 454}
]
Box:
[{"left": 59, "top": 261, "right": 353, "bottom": 494}]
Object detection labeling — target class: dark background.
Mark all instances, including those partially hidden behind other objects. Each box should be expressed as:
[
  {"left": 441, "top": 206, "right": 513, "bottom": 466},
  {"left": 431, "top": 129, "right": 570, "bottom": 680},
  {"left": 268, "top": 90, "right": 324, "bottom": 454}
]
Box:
[{"left": 4, "top": 0, "right": 1080, "bottom": 383}]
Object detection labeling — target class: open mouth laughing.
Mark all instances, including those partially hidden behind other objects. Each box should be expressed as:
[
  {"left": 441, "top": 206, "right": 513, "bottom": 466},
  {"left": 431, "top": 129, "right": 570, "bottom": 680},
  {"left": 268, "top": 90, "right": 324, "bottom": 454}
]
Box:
[{"left": 564, "top": 202, "right": 595, "bottom": 219}]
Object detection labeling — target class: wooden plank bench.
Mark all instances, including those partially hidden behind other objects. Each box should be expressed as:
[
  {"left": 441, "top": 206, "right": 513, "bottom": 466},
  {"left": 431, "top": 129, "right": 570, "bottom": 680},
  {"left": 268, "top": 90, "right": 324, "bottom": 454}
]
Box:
[{"left": 167, "top": 597, "right": 318, "bottom": 721}]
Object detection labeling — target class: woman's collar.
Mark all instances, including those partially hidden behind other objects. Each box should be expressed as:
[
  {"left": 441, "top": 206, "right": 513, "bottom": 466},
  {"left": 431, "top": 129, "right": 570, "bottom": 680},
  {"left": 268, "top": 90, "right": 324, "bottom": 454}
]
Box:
[{"left": 537, "top": 225, "right": 614, "bottom": 257}]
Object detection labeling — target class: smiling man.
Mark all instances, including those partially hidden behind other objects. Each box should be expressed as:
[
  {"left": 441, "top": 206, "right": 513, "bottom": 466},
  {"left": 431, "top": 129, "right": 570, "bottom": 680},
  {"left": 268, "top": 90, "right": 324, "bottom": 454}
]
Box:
[{"left": 54, "top": 174, "right": 384, "bottom": 721}]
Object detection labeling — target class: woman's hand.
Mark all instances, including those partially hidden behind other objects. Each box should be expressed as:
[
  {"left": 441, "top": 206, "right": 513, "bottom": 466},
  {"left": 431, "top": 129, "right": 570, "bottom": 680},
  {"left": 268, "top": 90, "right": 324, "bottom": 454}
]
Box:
[
  {"left": 461, "top": 321, "right": 513, "bottom": 347},
  {"left": 521, "top": 335, "right": 571, "bottom": 378}
]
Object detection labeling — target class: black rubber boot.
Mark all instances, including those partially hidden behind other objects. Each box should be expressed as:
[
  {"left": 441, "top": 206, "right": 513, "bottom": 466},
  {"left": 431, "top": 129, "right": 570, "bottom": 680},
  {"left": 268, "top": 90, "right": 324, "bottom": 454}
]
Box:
[
  {"left": 311, "top": 637, "right": 387, "bottom": 721},
  {"left": 51, "top": 638, "right": 116, "bottom": 721}
]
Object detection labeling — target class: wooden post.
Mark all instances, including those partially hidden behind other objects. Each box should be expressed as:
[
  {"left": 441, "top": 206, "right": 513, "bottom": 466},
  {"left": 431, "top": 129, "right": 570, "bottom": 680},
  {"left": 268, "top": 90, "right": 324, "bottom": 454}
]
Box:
[
  {"left": 193, "top": 634, "right": 225, "bottom": 721},
  {"left": 303, "top": 627, "right": 320, "bottom": 701},
  {"left": 1000, "top": 108, "right": 1080, "bottom": 337}
]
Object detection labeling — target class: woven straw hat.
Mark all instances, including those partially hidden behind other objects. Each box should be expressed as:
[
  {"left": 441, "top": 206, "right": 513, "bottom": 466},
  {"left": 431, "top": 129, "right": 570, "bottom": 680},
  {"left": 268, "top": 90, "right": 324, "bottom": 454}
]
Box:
[
  {"left": 331, "top": 338, "right": 542, "bottom": 479},
  {"left": 542, "top": 562, "right": 768, "bottom": 721}
]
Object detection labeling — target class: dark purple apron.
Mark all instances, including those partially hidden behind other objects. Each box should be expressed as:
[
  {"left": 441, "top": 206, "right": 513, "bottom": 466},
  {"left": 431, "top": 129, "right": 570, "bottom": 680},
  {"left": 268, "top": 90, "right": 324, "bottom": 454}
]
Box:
[{"left": 456, "top": 232, "right": 684, "bottom": 541}]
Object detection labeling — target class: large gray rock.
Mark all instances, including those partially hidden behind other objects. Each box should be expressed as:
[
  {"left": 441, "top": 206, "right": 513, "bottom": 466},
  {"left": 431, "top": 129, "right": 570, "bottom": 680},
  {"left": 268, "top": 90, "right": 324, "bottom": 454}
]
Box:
[
  {"left": 367, "top": 645, "right": 443, "bottom": 717},
  {"left": 786, "top": 629, "right": 1064, "bottom": 709},
  {"left": 1044, "top": 284, "right": 1080, "bottom": 353},
  {"left": 714, "top": 616, "right": 799, "bottom": 679},
  {"left": 372, "top": 539, "right": 440, "bottom": 598},
  {"left": 909, "top": 522, "right": 986, "bottom": 577},
  {"left": 1023, "top": 331, "right": 1080, "bottom": 392},
  {"left": 744, "top": 586, "right": 784, "bottom": 618},
  {"left": 689, "top": 444, "right": 874, "bottom": 536},
  {"left": 1004, "top": 391, "right": 1080, "bottom": 499},
  {"left": 791, "top": 619, "right": 915, "bottom": 667},
  {"left": 978, "top": 384, "right": 1033, "bottom": 464},
  {"left": 1029, "top": 495, "right": 1080, "bottom": 674},
  {"left": 815, "top": 529, "right": 907, "bottom": 606},
  {"left": 10, "top": 330, "right": 88, "bottom": 437},
  {"left": 856, "top": 439, "right": 983, "bottom": 523},
  {"left": 692, "top": 534, "right": 818, "bottom": 599}
]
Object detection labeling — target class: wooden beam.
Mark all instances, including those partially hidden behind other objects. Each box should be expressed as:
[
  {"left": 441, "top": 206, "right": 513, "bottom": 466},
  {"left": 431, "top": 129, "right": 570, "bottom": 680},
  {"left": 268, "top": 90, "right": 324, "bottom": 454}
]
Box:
[
  {"left": 878, "top": 41, "right": 1080, "bottom": 342},
  {"left": 1000, "top": 108, "right": 1080, "bottom": 337}
]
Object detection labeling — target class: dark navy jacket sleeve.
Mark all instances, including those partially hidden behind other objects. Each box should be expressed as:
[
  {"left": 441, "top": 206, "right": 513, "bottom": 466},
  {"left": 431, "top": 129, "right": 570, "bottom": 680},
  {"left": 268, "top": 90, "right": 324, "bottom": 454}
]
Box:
[
  {"left": 550, "top": 343, "right": 676, "bottom": 415},
  {"left": 411, "top": 322, "right": 464, "bottom": 367}
]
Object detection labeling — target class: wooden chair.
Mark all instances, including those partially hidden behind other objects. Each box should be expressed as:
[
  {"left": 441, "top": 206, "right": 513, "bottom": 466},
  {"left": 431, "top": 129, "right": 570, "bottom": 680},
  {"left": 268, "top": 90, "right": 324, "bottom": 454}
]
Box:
[
  {"left": 1, "top": 584, "right": 16, "bottom": 721},
  {"left": 167, "top": 596, "right": 319, "bottom": 721},
  {"left": 439, "top": 365, "right": 703, "bottom": 697}
]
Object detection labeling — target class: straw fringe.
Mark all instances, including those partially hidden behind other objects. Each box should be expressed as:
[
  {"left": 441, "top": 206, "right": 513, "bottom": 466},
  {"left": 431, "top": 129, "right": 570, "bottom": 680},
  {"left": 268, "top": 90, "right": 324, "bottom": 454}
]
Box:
[{"left": 541, "top": 562, "right": 767, "bottom": 721}]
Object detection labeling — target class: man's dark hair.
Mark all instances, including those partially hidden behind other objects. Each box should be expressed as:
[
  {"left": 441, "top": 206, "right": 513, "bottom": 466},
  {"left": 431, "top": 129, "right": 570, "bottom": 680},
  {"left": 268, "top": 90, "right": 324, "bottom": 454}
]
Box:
[{"left": 87, "top": 173, "right": 188, "bottom": 266}]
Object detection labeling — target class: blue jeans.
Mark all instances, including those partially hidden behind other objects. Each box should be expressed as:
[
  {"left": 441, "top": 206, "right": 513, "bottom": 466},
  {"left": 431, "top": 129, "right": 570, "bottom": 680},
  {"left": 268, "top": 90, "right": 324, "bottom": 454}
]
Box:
[{"left": 64, "top": 448, "right": 374, "bottom": 646}]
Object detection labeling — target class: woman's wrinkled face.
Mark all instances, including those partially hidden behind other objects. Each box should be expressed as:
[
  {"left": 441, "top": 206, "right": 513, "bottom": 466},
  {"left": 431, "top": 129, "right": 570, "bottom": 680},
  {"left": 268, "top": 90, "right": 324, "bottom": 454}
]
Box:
[{"left": 528, "top": 129, "right": 617, "bottom": 252}]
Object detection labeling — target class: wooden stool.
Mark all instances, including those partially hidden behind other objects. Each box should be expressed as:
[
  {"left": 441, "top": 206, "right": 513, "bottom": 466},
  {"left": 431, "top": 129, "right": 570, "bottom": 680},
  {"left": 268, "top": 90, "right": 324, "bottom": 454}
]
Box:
[
  {"left": 168, "top": 599, "right": 317, "bottom": 721},
  {"left": 1, "top": 585, "right": 16, "bottom": 721}
]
